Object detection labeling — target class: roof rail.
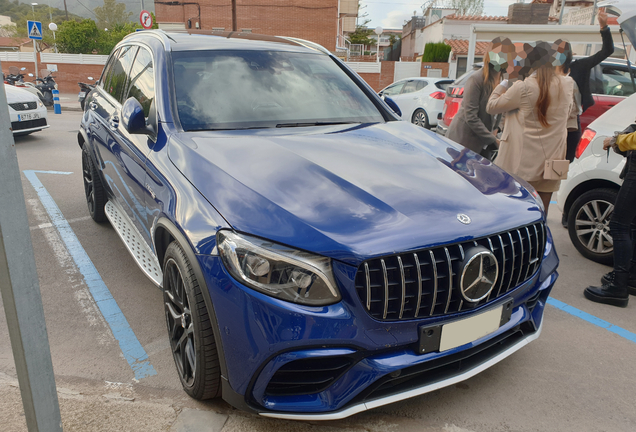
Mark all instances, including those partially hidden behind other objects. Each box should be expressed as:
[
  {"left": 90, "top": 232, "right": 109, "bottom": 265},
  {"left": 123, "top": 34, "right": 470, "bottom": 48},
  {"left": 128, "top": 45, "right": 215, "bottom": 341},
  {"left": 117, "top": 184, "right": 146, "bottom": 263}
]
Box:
[
  {"left": 276, "top": 36, "right": 331, "bottom": 55},
  {"left": 122, "top": 29, "right": 173, "bottom": 51}
]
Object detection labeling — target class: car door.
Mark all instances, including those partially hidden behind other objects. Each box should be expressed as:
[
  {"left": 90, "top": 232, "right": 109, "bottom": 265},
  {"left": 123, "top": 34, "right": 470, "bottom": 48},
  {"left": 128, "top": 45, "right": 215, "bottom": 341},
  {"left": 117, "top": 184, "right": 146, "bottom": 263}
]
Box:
[
  {"left": 90, "top": 45, "right": 151, "bottom": 240},
  {"left": 391, "top": 80, "right": 420, "bottom": 120},
  {"left": 582, "top": 64, "right": 634, "bottom": 131}
]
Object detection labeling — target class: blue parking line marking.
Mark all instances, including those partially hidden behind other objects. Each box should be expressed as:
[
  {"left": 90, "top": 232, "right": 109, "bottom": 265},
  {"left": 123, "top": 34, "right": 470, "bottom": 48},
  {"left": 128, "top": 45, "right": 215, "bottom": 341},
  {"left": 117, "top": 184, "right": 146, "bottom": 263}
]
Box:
[
  {"left": 23, "top": 170, "right": 157, "bottom": 380},
  {"left": 547, "top": 297, "right": 636, "bottom": 344}
]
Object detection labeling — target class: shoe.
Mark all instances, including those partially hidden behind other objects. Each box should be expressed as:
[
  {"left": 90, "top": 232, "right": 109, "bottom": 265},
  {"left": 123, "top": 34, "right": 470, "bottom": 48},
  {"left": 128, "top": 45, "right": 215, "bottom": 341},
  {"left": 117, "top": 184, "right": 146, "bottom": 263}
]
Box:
[
  {"left": 585, "top": 272, "right": 629, "bottom": 307},
  {"left": 600, "top": 271, "right": 636, "bottom": 296}
]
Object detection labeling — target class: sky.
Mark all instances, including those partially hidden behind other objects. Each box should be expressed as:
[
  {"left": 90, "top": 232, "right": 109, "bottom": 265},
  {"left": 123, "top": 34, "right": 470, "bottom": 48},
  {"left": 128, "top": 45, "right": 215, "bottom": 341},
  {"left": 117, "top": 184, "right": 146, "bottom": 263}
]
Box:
[{"left": 360, "top": 0, "right": 521, "bottom": 30}]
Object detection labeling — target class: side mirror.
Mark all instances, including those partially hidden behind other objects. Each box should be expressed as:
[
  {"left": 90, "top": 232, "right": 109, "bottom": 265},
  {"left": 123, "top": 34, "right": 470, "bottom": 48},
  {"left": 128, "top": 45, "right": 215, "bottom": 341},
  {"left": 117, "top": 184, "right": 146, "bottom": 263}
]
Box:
[
  {"left": 121, "top": 97, "right": 152, "bottom": 136},
  {"left": 88, "top": 76, "right": 94, "bottom": 80},
  {"left": 384, "top": 97, "right": 402, "bottom": 117},
  {"left": 20, "top": 67, "right": 26, "bottom": 71},
  {"left": 28, "top": 73, "right": 33, "bottom": 77}
]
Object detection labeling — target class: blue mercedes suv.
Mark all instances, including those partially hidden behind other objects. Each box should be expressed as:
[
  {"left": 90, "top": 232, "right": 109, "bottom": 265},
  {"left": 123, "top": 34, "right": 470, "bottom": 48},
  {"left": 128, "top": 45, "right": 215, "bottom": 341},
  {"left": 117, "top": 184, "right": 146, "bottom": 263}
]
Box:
[{"left": 78, "top": 29, "right": 558, "bottom": 420}]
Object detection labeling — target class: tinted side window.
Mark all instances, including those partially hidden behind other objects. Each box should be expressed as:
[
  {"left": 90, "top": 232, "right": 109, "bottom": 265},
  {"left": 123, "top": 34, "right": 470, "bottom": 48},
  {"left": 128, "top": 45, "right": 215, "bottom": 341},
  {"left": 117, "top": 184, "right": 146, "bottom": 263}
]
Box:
[
  {"left": 401, "top": 80, "right": 418, "bottom": 94},
  {"left": 383, "top": 81, "right": 405, "bottom": 96},
  {"left": 101, "top": 48, "right": 120, "bottom": 91},
  {"left": 416, "top": 80, "right": 428, "bottom": 91},
  {"left": 126, "top": 48, "right": 155, "bottom": 117},
  {"left": 107, "top": 45, "right": 138, "bottom": 103},
  {"left": 600, "top": 66, "right": 636, "bottom": 97}
]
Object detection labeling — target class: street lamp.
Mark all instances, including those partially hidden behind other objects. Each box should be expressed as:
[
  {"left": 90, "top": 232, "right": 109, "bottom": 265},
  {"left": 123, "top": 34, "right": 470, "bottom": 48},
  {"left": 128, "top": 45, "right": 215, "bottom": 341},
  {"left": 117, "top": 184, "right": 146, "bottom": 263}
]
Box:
[
  {"left": 31, "top": 3, "right": 38, "bottom": 20},
  {"left": 374, "top": 26, "right": 383, "bottom": 63},
  {"left": 48, "top": 22, "right": 57, "bottom": 53}
]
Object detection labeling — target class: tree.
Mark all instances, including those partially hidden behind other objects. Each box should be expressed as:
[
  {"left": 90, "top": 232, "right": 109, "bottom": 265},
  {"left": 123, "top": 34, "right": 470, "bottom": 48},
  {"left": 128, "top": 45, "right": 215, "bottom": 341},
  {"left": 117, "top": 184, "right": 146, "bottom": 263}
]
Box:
[
  {"left": 388, "top": 33, "right": 401, "bottom": 48},
  {"left": 449, "top": 0, "right": 484, "bottom": 16},
  {"left": 422, "top": 42, "right": 451, "bottom": 63},
  {"left": 56, "top": 19, "right": 101, "bottom": 54},
  {"left": 94, "top": 0, "right": 132, "bottom": 30},
  {"left": 98, "top": 22, "right": 141, "bottom": 54}
]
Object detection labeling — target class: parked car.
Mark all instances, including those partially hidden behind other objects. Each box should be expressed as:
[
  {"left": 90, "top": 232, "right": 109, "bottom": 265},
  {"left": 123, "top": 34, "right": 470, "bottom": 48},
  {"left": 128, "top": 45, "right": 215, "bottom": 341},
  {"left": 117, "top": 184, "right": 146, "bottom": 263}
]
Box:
[
  {"left": 378, "top": 77, "right": 453, "bottom": 128},
  {"left": 436, "top": 58, "right": 636, "bottom": 136},
  {"left": 5, "top": 84, "right": 49, "bottom": 136},
  {"left": 555, "top": 89, "right": 636, "bottom": 265},
  {"left": 79, "top": 29, "right": 558, "bottom": 420}
]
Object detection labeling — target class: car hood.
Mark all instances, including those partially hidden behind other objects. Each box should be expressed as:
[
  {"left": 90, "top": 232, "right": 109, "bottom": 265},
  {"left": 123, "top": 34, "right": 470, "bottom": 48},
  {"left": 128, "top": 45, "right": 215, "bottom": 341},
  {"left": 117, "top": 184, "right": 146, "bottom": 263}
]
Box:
[
  {"left": 4, "top": 84, "right": 38, "bottom": 104},
  {"left": 168, "top": 121, "right": 543, "bottom": 265}
]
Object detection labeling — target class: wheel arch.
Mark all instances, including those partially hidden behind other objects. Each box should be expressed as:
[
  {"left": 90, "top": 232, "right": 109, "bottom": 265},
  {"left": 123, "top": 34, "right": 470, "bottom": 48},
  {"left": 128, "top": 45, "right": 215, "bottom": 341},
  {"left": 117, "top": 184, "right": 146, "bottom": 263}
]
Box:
[
  {"left": 563, "top": 179, "right": 620, "bottom": 219},
  {"left": 153, "top": 218, "right": 229, "bottom": 386}
]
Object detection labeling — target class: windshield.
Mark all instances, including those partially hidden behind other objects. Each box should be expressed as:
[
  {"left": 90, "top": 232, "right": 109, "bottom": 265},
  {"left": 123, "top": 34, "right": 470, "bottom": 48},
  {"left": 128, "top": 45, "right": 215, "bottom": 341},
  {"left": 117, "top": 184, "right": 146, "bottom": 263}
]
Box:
[{"left": 172, "top": 50, "right": 385, "bottom": 131}]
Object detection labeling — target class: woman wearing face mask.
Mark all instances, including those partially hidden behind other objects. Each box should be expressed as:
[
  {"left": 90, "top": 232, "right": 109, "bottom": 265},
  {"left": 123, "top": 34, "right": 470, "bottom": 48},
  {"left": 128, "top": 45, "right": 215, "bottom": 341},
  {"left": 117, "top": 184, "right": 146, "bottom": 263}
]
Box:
[
  {"left": 446, "top": 37, "right": 514, "bottom": 159},
  {"left": 486, "top": 41, "right": 576, "bottom": 215}
]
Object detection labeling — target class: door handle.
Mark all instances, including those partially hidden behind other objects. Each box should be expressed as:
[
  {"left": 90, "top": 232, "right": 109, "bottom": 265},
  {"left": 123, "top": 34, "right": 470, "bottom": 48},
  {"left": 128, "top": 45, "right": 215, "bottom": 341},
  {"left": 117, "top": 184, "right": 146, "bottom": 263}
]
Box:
[
  {"left": 89, "top": 101, "right": 97, "bottom": 110},
  {"left": 109, "top": 116, "right": 120, "bottom": 130}
]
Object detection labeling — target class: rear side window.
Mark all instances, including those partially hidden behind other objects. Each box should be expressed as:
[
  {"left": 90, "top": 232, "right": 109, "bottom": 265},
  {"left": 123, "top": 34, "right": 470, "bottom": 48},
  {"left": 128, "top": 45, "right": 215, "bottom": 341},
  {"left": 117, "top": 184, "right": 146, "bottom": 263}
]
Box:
[
  {"left": 100, "top": 48, "right": 120, "bottom": 92},
  {"left": 107, "top": 45, "right": 138, "bottom": 103},
  {"left": 126, "top": 47, "right": 155, "bottom": 117},
  {"left": 598, "top": 66, "right": 636, "bottom": 97},
  {"left": 416, "top": 80, "right": 428, "bottom": 91},
  {"left": 401, "top": 80, "right": 419, "bottom": 94}
]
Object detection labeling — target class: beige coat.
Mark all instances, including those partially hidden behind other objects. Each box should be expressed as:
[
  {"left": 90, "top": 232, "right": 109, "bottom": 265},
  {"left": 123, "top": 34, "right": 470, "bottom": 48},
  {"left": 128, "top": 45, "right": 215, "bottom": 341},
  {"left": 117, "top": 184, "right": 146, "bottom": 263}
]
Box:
[{"left": 487, "top": 75, "right": 575, "bottom": 183}]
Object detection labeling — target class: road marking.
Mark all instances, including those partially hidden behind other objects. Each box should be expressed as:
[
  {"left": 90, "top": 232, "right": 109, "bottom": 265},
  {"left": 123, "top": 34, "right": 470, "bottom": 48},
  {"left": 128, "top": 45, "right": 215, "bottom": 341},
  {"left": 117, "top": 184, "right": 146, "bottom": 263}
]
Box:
[
  {"left": 548, "top": 297, "right": 636, "bottom": 344},
  {"left": 23, "top": 170, "right": 157, "bottom": 380},
  {"left": 30, "top": 215, "right": 92, "bottom": 230}
]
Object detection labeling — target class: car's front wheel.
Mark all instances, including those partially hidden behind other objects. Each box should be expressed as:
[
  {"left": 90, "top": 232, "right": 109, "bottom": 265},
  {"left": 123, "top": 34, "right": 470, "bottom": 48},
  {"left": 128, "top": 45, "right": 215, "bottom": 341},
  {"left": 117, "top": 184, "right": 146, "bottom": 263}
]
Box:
[
  {"left": 82, "top": 145, "right": 107, "bottom": 222},
  {"left": 163, "top": 241, "right": 221, "bottom": 400},
  {"left": 412, "top": 109, "right": 429, "bottom": 128},
  {"left": 567, "top": 188, "right": 617, "bottom": 265}
]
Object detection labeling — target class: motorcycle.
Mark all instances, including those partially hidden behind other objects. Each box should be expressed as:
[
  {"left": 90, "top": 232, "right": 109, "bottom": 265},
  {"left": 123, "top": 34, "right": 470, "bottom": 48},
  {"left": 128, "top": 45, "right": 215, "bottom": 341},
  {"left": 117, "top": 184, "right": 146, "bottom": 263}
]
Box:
[
  {"left": 34, "top": 71, "right": 58, "bottom": 107},
  {"left": 4, "top": 67, "right": 45, "bottom": 100},
  {"left": 78, "top": 77, "right": 96, "bottom": 110}
]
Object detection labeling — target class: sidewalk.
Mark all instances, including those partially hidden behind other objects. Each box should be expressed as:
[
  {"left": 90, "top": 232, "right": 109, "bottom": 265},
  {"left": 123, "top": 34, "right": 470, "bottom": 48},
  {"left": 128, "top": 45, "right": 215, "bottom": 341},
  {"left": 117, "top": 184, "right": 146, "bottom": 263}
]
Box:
[{"left": 51, "top": 93, "right": 84, "bottom": 113}]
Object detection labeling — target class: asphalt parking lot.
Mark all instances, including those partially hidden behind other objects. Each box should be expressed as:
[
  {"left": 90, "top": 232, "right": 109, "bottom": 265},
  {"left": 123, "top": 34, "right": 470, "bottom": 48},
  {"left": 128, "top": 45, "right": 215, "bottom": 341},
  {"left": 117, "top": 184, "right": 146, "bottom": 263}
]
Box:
[{"left": 1, "top": 111, "right": 635, "bottom": 432}]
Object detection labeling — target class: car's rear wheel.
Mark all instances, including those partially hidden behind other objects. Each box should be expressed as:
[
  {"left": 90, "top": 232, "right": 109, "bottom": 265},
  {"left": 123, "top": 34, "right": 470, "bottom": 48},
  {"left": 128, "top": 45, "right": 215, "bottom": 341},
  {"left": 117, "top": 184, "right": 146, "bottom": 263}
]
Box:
[
  {"left": 82, "top": 145, "right": 107, "bottom": 222},
  {"left": 567, "top": 188, "right": 617, "bottom": 265},
  {"left": 412, "top": 109, "right": 429, "bottom": 128},
  {"left": 163, "top": 241, "right": 221, "bottom": 400}
]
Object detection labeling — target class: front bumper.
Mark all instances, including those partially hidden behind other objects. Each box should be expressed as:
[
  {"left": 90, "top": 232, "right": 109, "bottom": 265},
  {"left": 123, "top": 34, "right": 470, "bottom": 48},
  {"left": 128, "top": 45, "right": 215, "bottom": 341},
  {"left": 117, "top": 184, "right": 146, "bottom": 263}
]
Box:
[
  {"left": 9, "top": 106, "right": 49, "bottom": 134},
  {"left": 199, "top": 227, "right": 558, "bottom": 419},
  {"left": 436, "top": 123, "right": 448, "bottom": 136}
]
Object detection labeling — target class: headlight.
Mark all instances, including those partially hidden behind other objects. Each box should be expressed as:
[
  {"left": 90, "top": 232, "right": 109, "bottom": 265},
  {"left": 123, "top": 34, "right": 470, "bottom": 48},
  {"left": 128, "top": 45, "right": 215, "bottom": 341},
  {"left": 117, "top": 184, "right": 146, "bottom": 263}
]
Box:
[
  {"left": 38, "top": 100, "right": 44, "bottom": 108},
  {"left": 217, "top": 231, "right": 341, "bottom": 306},
  {"left": 511, "top": 174, "right": 544, "bottom": 211}
]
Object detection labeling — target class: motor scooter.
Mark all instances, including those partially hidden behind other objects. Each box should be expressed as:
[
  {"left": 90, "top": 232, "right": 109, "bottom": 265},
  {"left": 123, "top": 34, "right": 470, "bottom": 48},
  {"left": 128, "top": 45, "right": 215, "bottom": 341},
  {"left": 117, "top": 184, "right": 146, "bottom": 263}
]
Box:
[
  {"left": 78, "top": 77, "right": 96, "bottom": 110},
  {"left": 4, "top": 67, "right": 45, "bottom": 100},
  {"left": 34, "top": 70, "right": 58, "bottom": 107}
]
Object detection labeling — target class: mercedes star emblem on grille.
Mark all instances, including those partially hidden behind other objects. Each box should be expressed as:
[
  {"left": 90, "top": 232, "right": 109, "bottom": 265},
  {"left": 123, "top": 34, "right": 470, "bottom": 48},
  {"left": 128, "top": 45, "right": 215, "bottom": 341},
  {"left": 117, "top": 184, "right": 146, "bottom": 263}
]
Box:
[
  {"left": 457, "top": 213, "right": 471, "bottom": 224},
  {"left": 460, "top": 247, "right": 499, "bottom": 303}
]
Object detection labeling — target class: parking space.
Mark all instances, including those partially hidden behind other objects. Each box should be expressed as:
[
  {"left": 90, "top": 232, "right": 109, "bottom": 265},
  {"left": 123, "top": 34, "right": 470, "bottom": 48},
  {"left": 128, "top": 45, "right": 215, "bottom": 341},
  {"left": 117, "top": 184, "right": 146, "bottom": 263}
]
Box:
[{"left": 1, "top": 111, "right": 636, "bottom": 431}]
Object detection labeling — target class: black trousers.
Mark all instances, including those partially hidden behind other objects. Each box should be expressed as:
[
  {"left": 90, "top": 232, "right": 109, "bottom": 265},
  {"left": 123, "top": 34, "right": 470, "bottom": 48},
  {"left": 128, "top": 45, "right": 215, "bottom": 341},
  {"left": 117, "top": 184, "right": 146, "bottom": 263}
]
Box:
[
  {"left": 566, "top": 116, "right": 581, "bottom": 163},
  {"left": 609, "top": 152, "right": 636, "bottom": 275}
]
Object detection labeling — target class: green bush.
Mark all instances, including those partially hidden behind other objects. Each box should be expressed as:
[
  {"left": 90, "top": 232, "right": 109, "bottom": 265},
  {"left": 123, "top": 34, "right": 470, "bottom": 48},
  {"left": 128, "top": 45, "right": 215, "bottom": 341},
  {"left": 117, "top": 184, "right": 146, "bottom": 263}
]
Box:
[{"left": 422, "top": 42, "right": 451, "bottom": 63}]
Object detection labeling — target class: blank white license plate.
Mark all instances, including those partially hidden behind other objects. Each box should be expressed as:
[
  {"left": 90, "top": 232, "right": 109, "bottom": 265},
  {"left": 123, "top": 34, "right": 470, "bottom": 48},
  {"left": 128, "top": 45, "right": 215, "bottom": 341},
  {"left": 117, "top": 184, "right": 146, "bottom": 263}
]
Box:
[
  {"left": 439, "top": 305, "right": 503, "bottom": 352},
  {"left": 18, "top": 113, "right": 39, "bottom": 121},
  {"left": 78, "top": 91, "right": 86, "bottom": 98}
]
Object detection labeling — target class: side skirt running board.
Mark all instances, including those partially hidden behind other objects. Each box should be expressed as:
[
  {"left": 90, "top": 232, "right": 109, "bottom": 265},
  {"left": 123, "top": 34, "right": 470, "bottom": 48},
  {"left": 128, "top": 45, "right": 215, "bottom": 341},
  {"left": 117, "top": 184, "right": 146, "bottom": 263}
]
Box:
[{"left": 104, "top": 200, "right": 163, "bottom": 287}]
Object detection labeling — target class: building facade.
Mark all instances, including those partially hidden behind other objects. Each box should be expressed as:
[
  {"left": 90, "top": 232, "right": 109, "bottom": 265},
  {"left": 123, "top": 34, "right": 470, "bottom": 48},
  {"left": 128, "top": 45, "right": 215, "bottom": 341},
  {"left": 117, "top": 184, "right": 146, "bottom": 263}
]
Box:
[{"left": 155, "top": 0, "right": 353, "bottom": 52}]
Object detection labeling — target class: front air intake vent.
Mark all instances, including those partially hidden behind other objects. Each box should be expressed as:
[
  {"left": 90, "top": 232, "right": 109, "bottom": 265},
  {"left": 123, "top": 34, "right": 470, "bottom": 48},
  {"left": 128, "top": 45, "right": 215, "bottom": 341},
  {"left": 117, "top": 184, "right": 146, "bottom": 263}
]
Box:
[{"left": 265, "top": 356, "right": 355, "bottom": 396}]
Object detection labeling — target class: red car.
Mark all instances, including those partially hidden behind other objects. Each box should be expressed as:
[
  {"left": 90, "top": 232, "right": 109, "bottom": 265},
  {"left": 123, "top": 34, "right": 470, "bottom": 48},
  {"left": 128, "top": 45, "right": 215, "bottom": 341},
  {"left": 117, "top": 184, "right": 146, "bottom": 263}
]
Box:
[{"left": 436, "top": 58, "right": 636, "bottom": 136}]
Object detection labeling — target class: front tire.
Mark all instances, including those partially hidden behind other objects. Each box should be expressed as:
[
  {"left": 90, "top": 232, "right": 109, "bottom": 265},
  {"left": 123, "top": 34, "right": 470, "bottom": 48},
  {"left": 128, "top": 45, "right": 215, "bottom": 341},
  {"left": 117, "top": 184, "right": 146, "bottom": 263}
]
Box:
[
  {"left": 567, "top": 188, "right": 617, "bottom": 265},
  {"left": 163, "top": 241, "right": 221, "bottom": 400},
  {"left": 82, "top": 145, "right": 107, "bottom": 222},
  {"left": 412, "top": 109, "right": 429, "bottom": 128}
]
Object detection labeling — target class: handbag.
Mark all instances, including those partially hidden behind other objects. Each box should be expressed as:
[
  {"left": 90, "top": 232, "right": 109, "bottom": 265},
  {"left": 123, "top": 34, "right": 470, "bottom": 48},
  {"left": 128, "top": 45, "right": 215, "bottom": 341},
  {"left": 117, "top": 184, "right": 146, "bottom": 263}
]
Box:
[{"left": 544, "top": 159, "right": 570, "bottom": 180}]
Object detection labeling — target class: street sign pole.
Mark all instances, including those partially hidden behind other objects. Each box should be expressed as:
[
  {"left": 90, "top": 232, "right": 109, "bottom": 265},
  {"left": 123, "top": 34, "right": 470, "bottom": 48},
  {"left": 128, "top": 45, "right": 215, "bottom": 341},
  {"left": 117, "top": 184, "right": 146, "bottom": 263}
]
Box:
[
  {"left": 33, "top": 39, "right": 38, "bottom": 79},
  {"left": 0, "top": 62, "right": 63, "bottom": 432}
]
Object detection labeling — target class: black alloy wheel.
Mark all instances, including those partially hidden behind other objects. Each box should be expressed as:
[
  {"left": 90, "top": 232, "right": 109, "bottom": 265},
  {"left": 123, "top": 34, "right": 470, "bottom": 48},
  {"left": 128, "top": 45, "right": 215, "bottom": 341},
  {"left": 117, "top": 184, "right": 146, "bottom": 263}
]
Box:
[
  {"left": 81, "top": 145, "right": 106, "bottom": 222},
  {"left": 412, "top": 108, "right": 429, "bottom": 128},
  {"left": 163, "top": 241, "right": 221, "bottom": 399},
  {"left": 567, "top": 188, "right": 617, "bottom": 265}
]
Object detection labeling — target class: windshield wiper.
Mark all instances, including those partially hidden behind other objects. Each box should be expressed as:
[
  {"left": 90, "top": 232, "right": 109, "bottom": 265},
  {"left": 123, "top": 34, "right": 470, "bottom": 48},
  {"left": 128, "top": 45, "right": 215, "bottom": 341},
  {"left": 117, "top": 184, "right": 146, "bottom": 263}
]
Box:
[{"left": 275, "top": 121, "right": 358, "bottom": 128}]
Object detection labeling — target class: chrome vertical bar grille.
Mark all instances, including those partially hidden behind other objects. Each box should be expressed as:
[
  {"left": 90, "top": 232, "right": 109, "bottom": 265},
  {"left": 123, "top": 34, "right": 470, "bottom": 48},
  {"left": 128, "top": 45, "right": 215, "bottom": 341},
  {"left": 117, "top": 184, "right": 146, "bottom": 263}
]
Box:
[{"left": 354, "top": 222, "right": 546, "bottom": 321}]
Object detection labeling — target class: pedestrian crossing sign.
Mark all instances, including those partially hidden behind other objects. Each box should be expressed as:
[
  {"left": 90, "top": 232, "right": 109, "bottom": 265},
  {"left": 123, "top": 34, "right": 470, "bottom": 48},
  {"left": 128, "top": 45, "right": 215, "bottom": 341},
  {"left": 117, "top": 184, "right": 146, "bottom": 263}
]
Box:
[{"left": 27, "top": 21, "right": 43, "bottom": 40}]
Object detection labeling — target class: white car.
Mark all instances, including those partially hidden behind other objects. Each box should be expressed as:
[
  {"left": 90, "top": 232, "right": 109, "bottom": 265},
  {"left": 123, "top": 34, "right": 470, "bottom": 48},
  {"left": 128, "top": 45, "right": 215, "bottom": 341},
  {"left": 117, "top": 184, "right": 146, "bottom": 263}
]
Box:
[
  {"left": 5, "top": 84, "right": 49, "bottom": 136},
  {"left": 555, "top": 0, "right": 636, "bottom": 265},
  {"left": 379, "top": 77, "right": 453, "bottom": 128}
]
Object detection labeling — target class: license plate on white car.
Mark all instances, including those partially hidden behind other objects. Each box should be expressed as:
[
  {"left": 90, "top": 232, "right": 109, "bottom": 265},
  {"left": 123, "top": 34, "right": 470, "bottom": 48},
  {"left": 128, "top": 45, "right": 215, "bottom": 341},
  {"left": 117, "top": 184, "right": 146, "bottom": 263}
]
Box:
[
  {"left": 78, "top": 91, "right": 86, "bottom": 99},
  {"left": 18, "top": 113, "right": 39, "bottom": 121}
]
